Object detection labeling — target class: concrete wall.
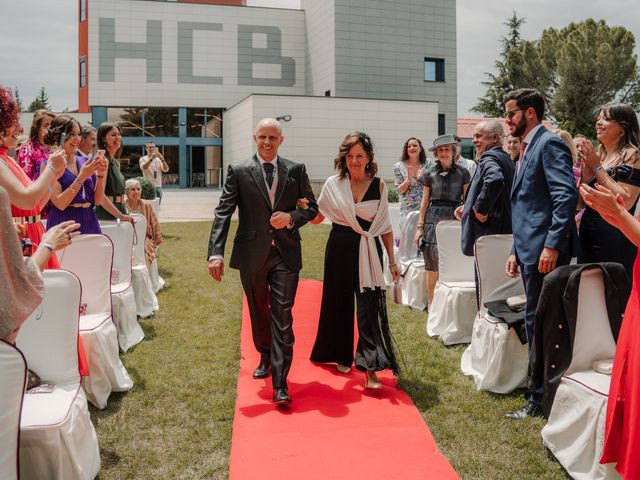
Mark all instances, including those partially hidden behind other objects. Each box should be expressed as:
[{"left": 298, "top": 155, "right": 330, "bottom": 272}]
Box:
[
  {"left": 301, "top": 0, "right": 335, "bottom": 96},
  {"left": 332, "top": 0, "right": 457, "bottom": 134},
  {"left": 88, "top": 0, "right": 305, "bottom": 108},
  {"left": 223, "top": 94, "right": 438, "bottom": 187}
]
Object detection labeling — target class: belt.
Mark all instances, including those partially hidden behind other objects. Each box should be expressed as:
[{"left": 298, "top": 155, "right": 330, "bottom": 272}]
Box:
[
  {"left": 13, "top": 215, "right": 41, "bottom": 224},
  {"left": 108, "top": 195, "right": 124, "bottom": 204},
  {"left": 70, "top": 203, "right": 92, "bottom": 208}
]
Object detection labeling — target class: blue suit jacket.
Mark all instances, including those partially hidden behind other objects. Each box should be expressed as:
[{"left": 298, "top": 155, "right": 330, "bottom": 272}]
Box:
[{"left": 511, "top": 127, "right": 578, "bottom": 265}]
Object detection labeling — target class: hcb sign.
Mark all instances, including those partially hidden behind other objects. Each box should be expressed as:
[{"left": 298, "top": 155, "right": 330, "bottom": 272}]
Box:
[{"left": 98, "top": 18, "right": 296, "bottom": 87}]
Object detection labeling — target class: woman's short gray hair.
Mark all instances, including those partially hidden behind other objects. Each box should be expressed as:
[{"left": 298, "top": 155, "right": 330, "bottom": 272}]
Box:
[{"left": 125, "top": 179, "right": 141, "bottom": 192}]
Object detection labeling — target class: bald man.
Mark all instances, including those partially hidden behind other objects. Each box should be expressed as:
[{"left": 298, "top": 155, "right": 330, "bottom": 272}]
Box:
[{"left": 207, "top": 118, "right": 318, "bottom": 405}]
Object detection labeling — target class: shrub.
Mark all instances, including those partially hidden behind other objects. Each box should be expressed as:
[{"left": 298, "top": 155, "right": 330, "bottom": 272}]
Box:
[
  {"left": 136, "top": 176, "right": 157, "bottom": 200},
  {"left": 387, "top": 186, "right": 399, "bottom": 203}
]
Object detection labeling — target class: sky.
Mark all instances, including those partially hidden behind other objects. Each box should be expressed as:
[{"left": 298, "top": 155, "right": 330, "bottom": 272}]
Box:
[{"left": 1, "top": 0, "right": 638, "bottom": 115}]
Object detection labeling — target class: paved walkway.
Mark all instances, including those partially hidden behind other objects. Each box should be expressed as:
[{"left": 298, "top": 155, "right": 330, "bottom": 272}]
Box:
[{"left": 157, "top": 188, "right": 227, "bottom": 223}]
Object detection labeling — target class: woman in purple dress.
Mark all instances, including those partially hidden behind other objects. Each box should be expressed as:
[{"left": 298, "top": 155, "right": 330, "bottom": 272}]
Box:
[{"left": 43, "top": 115, "right": 108, "bottom": 234}]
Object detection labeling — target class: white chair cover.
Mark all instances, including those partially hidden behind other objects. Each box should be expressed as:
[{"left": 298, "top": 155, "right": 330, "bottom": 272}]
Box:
[
  {"left": 58, "top": 235, "right": 134, "bottom": 408},
  {"left": 542, "top": 269, "right": 621, "bottom": 480},
  {"left": 16, "top": 270, "right": 101, "bottom": 480},
  {"left": 149, "top": 198, "right": 160, "bottom": 217},
  {"left": 427, "top": 221, "right": 478, "bottom": 345},
  {"left": 0, "top": 340, "right": 26, "bottom": 480},
  {"left": 388, "top": 203, "right": 401, "bottom": 240},
  {"left": 149, "top": 258, "right": 165, "bottom": 293},
  {"left": 130, "top": 213, "right": 159, "bottom": 317},
  {"left": 402, "top": 261, "right": 427, "bottom": 311},
  {"left": 398, "top": 210, "right": 421, "bottom": 267},
  {"left": 460, "top": 234, "right": 528, "bottom": 393},
  {"left": 100, "top": 221, "right": 144, "bottom": 352}
]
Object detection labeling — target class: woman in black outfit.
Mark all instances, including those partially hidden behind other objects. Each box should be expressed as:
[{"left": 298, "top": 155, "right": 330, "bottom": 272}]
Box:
[
  {"left": 577, "top": 103, "right": 640, "bottom": 280},
  {"left": 309, "top": 132, "right": 400, "bottom": 389}
]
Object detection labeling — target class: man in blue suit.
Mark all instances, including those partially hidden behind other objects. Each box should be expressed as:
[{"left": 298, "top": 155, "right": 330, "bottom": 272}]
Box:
[{"left": 503, "top": 89, "right": 578, "bottom": 419}]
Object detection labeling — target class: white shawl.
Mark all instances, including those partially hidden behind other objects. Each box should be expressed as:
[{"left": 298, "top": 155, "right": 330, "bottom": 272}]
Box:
[{"left": 318, "top": 175, "right": 392, "bottom": 292}]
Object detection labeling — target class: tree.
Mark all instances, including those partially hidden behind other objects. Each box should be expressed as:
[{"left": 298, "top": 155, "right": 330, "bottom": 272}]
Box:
[
  {"left": 526, "top": 19, "right": 639, "bottom": 135},
  {"left": 476, "top": 17, "right": 640, "bottom": 136},
  {"left": 472, "top": 12, "right": 526, "bottom": 117},
  {"left": 28, "top": 87, "right": 51, "bottom": 112},
  {"left": 13, "top": 87, "right": 23, "bottom": 112}
]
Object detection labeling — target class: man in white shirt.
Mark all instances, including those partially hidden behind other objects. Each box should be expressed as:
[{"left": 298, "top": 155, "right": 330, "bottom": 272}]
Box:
[{"left": 139, "top": 142, "right": 169, "bottom": 203}]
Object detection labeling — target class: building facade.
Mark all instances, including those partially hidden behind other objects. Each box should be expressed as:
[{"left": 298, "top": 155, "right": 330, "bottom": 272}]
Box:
[{"left": 79, "top": 0, "right": 456, "bottom": 187}]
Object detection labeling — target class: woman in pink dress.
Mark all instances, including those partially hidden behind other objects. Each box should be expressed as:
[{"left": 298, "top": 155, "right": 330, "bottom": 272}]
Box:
[{"left": 17, "top": 109, "right": 55, "bottom": 181}]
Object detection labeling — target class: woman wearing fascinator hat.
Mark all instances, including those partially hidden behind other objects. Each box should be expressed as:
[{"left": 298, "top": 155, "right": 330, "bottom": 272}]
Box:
[
  {"left": 414, "top": 134, "right": 470, "bottom": 306},
  {"left": 308, "top": 132, "right": 401, "bottom": 389}
]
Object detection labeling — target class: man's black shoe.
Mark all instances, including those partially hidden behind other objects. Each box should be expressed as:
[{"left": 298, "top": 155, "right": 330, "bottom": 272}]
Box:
[
  {"left": 505, "top": 402, "right": 543, "bottom": 419},
  {"left": 253, "top": 363, "right": 271, "bottom": 379},
  {"left": 272, "top": 388, "right": 292, "bottom": 405}
]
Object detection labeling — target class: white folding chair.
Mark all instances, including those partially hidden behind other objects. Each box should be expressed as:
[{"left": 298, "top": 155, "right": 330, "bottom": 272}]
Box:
[
  {"left": 542, "top": 269, "right": 621, "bottom": 480},
  {"left": 149, "top": 257, "right": 166, "bottom": 293},
  {"left": 460, "top": 234, "right": 529, "bottom": 393},
  {"left": 16, "top": 270, "right": 101, "bottom": 480},
  {"left": 149, "top": 197, "right": 160, "bottom": 217},
  {"left": 99, "top": 221, "right": 143, "bottom": 352},
  {"left": 130, "top": 213, "right": 159, "bottom": 317},
  {"left": 0, "top": 340, "right": 27, "bottom": 480},
  {"left": 398, "top": 211, "right": 421, "bottom": 266},
  {"left": 58, "top": 235, "right": 134, "bottom": 408},
  {"left": 427, "top": 221, "right": 478, "bottom": 344}
]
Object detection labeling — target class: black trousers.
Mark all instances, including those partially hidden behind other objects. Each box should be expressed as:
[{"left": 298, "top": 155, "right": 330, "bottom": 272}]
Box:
[{"left": 240, "top": 246, "right": 299, "bottom": 388}]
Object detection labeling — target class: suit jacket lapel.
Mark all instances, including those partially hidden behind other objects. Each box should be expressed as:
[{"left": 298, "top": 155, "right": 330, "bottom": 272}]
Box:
[
  {"left": 273, "top": 157, "right": 289, "bottom": 208},
  {"left": 249, "top": 155, "right": 272, "bottom": 208},
  {"left": 511, "top": 127, "right": 545, "bottom": 196}
]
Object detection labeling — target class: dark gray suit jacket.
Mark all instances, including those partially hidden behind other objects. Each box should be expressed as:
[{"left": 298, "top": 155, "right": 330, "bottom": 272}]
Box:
[{"left": 207, "top": 155, "right": 318, "bottom": 272}]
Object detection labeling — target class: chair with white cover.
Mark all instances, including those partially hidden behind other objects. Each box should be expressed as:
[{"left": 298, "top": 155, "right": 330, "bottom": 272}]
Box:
[
  {"left": 460, "top": 234, "right": 529, "bottom": 393},
  {"left": 100, "top": 220, "right": 144, "bottom": 352},
  {"left": 130, "top": 213, "right": 159, "bottom": 317},
  {"left": 58, "top": 235, "right": 134, "bottom": 408},
  {"left": 16, "top": 270, "right": 101, "bottom": 480},
  {"left": 0, "top": 340, "right": 27, "bottom": 480},
  {"left": 149, "top": 197, "right": 160, "bottom": 217},
  {"left": 427, "top": 221, "right": 478, "bottom": 344},
  {"left": 541, "top": 269, "right": 621, "bottom": 480},
  {"left": 149, "top": 257, "right": 166, "bottom": 293},
  {"left": 397, "top": 211, "right": 427, "bottom": 311}
]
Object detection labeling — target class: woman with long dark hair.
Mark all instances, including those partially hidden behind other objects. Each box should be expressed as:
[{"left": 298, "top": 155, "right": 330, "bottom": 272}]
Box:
[
  {"left": 310, "top": 132, "right": 400, "bottom": 389},
  {"left": 577, "top": 103, "right": 640, "bottom": 279},
  {"left": 393, "top": 137, "right": 426, "bottom": 224},
  {"left": 94, "top": 122, "right": 134, "bottom": 223},
  {"left": 43, "top": 115, "right": 107, "bottom": 234}
]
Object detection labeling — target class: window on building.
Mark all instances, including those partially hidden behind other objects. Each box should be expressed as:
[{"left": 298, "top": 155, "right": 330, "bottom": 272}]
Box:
[
  {"left": 438, "top": 114, "right": 445, "bottom": 136},
  {"left": 80, "top": 0, "right": 86, "bottom": 22},
  {"left": 424, "top": 58, "right": 445, "bottom": 82},
  {"left": 79, "top": 56, "right": 87, "bottom": 88},
  {"left": 325, "top": 90, "right": 331, "bottom": 97}
]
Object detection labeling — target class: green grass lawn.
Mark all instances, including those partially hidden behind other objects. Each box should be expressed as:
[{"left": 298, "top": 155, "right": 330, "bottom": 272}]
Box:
[{"left": 92, "top": 221, "right": 569, "bottom": 479}]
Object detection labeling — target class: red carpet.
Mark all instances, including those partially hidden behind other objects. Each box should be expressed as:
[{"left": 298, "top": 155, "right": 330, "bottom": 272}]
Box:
[{"left": 229, "top": 280, "right": 458, "bottom": 480}]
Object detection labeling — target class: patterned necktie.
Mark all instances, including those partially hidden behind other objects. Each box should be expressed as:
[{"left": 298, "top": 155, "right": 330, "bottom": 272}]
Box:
[
  {"left": 518, "top": 141, "right": 528, "bottom": 173},
  {"left": 263, "top": 162, "right": 274, "bottom": 188}
]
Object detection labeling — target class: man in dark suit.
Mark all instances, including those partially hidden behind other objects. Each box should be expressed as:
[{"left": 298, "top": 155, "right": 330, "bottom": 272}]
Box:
[
  {"left": 207, "top": 118, "right": 318, "bottom": 405},
  {"left": 455, "top": 119, "right": 515, "bottom": 305},
  {"left": 503, "top": 89, "right": 578, "bottom": 419}
]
